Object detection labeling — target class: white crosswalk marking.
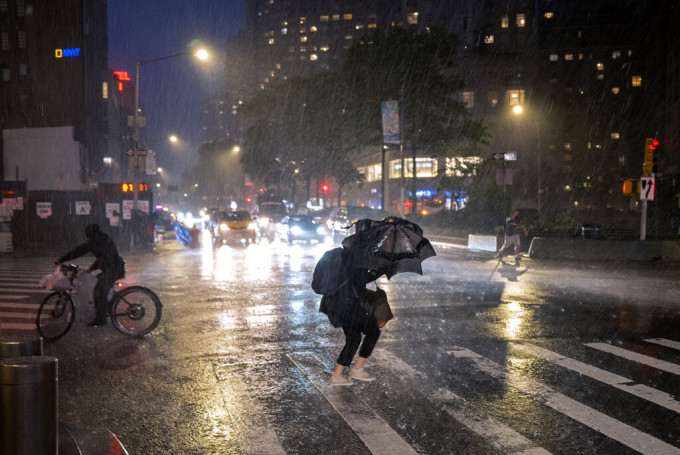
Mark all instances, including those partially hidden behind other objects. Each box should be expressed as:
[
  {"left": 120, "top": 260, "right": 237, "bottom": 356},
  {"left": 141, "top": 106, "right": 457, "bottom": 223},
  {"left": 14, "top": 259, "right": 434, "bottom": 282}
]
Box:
[
  {"left": 371, "top": 349, "right": 551, "bottom": 455},
  {"left": 0, "top": 261, "right": 58, "bottom": 332},
  {"left": 585, "top": 342, "right": 680, "bottom": 376},
  {"left": 444, "top": 345, "right": 680, "bottom": 455},
  {"left": 514, "top": 343, "right": 680, "bottom": 413},
  {"left": 645, "top": 338, "right": 680, "bottom": 352},
  {"left": 289, "top": 352, "right": 420, "bottom": 455}
]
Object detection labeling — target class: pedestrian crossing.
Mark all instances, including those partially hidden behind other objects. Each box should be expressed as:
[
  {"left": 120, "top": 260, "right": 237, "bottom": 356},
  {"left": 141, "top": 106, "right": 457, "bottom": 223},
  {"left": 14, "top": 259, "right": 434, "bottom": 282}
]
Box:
[{"left": 275, "top": 338, "right": 680, "bottom": 454}]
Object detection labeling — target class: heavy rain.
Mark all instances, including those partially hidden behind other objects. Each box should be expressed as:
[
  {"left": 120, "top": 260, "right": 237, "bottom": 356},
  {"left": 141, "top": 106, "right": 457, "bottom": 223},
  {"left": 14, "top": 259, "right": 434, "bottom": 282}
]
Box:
[{"left": 0, "top": 1, "right": 679, "bottom": 454}]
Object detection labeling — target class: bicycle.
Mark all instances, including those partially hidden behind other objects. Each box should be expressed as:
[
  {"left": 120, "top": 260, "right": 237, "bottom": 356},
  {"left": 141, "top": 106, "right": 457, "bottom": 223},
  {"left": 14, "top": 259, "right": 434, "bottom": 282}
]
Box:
[{"left": 36, "top": 264, "right": 162, "bottom": 341}]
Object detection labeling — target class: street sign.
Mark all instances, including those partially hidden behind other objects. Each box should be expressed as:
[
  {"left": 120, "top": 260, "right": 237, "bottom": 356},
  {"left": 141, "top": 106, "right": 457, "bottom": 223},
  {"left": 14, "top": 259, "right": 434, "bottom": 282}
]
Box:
[
  {"left": 504, "top": 151, "right": 517, "bottom": 161},
  {"left": 492, "top": 152, "right": 505, "bottom": 160},
  {"left": 640, "top": 177, "right": 655, "bottom": 200},
  {"left": 126, "top": 149, "right": 147, "bottom": 156}
]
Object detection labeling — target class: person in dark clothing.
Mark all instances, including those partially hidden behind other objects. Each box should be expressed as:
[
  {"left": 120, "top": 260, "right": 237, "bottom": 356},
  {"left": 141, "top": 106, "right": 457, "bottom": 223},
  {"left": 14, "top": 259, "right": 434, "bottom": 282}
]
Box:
[
  {"left": 322, "top": 254, "right": 384, "bottom": 386},
  {"left": 55, "top": 224, "right": 126, "bottom": 327},
  {"left": 494, "top": 210, "right": 528, "bottom": 263}
]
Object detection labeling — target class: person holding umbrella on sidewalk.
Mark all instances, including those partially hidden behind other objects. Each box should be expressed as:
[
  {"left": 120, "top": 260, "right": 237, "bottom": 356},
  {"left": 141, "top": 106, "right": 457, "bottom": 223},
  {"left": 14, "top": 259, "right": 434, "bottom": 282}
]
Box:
[{"left": 321, "top": 216, "right": 435, "bottom": 386}]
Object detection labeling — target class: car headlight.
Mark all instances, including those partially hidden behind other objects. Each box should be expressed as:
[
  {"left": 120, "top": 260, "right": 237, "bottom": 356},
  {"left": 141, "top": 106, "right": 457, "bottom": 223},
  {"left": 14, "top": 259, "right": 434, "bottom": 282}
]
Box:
[
  {"left": 248, "top": 223, "right": 256, "bottom": 230},
  {"left": 219, "top": 224, "right": 229, "bottom": 231},
  {"left": 291, "top": 226, "right": 303, "bottom": 236},
  {"left": 259, "top": 218, "right": 270, "bottom": 227},
  {"left": 316, "top": 226, "right": 326, "bottom": 235}
]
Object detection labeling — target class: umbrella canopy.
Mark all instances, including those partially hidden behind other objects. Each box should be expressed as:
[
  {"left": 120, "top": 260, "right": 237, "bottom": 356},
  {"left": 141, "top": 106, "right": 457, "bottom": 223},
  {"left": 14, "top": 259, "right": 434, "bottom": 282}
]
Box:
[{"left": 342, "top": 216, "right": 436, "bottom": 278}]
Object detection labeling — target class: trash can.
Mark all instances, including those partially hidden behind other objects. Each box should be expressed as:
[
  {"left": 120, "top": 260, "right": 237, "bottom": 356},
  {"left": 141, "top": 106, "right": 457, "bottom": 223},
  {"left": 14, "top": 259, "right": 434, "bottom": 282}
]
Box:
[
  {"left": 0, "top": 356, "right": 58, "bottom": 455},
  {"left": 0, "top": 335, "right": 43, "bottom": 358},
  {"left": 579, "top": 224, "right": 602, "bottom": 239}
]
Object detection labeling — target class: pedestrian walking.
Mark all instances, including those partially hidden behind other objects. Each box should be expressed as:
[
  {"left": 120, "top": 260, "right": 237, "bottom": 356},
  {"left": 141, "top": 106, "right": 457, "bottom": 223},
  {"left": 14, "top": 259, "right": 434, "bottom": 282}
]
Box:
[{"left": 495, "top": 210, "right": 529, "bottom": 263}]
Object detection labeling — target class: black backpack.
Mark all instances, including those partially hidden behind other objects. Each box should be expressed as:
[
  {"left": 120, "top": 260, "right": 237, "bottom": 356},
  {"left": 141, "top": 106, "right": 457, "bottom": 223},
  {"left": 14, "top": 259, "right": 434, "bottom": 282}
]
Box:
[{"left": 311, "top": 247, "right": 350, "bottom": 296}]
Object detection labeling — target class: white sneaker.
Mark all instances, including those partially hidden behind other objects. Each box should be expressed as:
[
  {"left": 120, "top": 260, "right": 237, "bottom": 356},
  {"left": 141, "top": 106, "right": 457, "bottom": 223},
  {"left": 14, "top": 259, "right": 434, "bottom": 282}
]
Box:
[
  {"left": 328, "top": 376, "right": 353, "bottom": 386},
  {"left": 349, "top": 369, "right": 376, "bottom": 382}
]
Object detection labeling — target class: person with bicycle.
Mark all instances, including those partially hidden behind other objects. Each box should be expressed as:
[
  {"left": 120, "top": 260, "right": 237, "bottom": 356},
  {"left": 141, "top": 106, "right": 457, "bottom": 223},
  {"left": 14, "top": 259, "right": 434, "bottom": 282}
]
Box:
[{"left": 55, "top": 223, "right": 126, "bottom": 327}]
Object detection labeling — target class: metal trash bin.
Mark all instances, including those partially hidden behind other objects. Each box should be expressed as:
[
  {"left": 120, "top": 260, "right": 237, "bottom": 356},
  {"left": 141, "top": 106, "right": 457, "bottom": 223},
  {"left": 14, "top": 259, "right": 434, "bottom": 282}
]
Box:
[
  {"left": 0, "top": 356, "right": 58, "bottom": 455},
  {"left": 0, "top": 335, "right": 43, "bottom": 358}
]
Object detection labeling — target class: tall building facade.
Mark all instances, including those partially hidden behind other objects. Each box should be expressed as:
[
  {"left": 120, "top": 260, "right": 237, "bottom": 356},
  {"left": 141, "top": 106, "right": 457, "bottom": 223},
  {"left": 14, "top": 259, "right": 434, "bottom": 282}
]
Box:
[{"left": 0, "top": 0, "right": 123, "bottom": 189}]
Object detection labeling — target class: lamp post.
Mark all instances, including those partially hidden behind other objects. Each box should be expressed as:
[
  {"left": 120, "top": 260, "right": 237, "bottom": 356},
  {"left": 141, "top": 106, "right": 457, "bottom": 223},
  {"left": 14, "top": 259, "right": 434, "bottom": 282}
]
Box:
[
  {"left": 512, "top": 105, "right": 542, "bottom": 218},
  {"left": 131, "top": 49, "right": 209, "bottom": 214}
]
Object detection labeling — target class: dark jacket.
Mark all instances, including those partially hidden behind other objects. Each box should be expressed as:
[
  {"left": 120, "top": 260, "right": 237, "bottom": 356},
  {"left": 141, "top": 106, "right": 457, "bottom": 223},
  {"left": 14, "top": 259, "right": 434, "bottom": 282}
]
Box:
[
  {"left": 319, "top": 259, "right": 378, "bottom": 328},
  {"left": 58, "top": 230, "right": 125, "bottom": 277}
]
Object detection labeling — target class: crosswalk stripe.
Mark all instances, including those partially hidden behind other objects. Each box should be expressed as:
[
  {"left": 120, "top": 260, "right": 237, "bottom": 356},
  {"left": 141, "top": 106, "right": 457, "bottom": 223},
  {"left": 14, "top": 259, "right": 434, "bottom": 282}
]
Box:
[
  {"left": 0, "top": 302, "right": 38, "bottom": 308},
  {"left": 289, "top": 352, "right": 419, "bottom": 455},
  {"left": 1, "top": 311, "right": 36, "bottom": 318},
  {"left": 0, "top": 288, "right": 50, "bottom": 294},
  {"left": 644, "top": 338, "right": 680, "bottom": 352},
  {"left": 444, "top": 346, "right": 680, "bottom": 455},
  {"left": 514, "top": 343, "right": 680, "bottom": 413},
  {"left": 0, "top": 295, "right": 30, "bottom": 300},
  {"left": 585, "top": 342, "right": 680, "bottom": 376},
  {"left": 371, "top": 349, "right": 551, "bottom": 455},
  {"left": 0, "top": 322, "right": 35, "bottom": 330}
]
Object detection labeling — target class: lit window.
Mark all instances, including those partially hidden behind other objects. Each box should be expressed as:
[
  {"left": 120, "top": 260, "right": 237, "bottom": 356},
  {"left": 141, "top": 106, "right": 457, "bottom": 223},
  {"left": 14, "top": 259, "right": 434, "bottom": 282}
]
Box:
[
  {"left": 17, "top": 31, "right": 26, "bottom": 49},
  {"left": 263, "top": 78, "right": 269, "bottom": 83},
  {"left": 549, "top": 54, "right": 558, "bottom": 61},
  {"left": 310, "top": 26, "right": 317, "bottom": 32},
  {"left": 579, "top": 53, "right": 584, "bottom": 60},
  {"left": 343, "top": 13, "right": 352, "bottom": 20},
  {"left": 408, "top": 12, "right": 418, "bottom": 25},
  {"left": 299, "top": 17, "right": 306, "bottom": 24},
  {"left": 288, "top": 46, "right": 295, "bottom": 53},
  {"left": 632, "top": 76, "right": 642, "bottom": 87},
  {"left": 282, "top": 21, "right": 288, "bottom": 26},
  {"left": 268, "top": 0, "right": 274, "bottom": 4},
  {"left": 332, "top": 14, "right": 340, "bottom": 21},
  {"left": 445, "top": 157, "right": 482, "bottom": 177},
  {"left": 268, "top": 30, "right": 274, "bottom": 36},
  {"left": 320, "top": 46, "right": 329, "bottom": 52},
  {"left": 390, "top": 158, "right": 438, "bottom": 178},
  {"left": 462, "top": 91, "right": 474, "bottom": 108},
  {"left": 268, "top": 38, "right": 275, "bottom": 45},
  {"left": 300, "top": 55, "right": 307, "bottom": 61},
  {"left": 310, "top": 54, "right": 318, "bottom": 61},
  {"left": 300, "top": 46, "right": 307, "bottom": 52},
  {"left": 300, "top": 36, "right": 307, "bottom": 42},
  {"left": 544, "top": 12, "right": 554, "bottom": 19},
  {"left": 596, "top": 62, "right": 604, "bottom": 71},
  {"left": 270, "top": 71, "right": 275, "bottom": 77},
  {"left": 102, "top": 81, "right": 108, "bottom": 99},
  {"left": 281, "top": 28, "right": 288, "bottom": 34},
  {"left": 320, "top": 15, "right": 329, "bottom": 22},
  {"left": 506, "top": 89, "right": 525, "bottom": 106},
  {"left": 367, "top": 23, "right": 377, "bottom": 29},
  {"left": 488, "top": 91, "right": 498, "bottom": 106},
  {"left": 611, "top": 87, "right": 620, "bottom": 94},
  {"left": 611, "top": 133, "right": 620, "bottom": 139},
  {"left": 484, "top": 35, "right": 494, "bottom": 44},
  {"left": 565, "top": 54, "right": 573, "bottom": 61},
  {"left": 501, "top": 16, "right": 509, "bottom": 28},
  {"left": 596, "top": 74, "right": 604, "bottom": 80},
  {"left": 299, "top": 27, "right": 306, "bottom": 33},
  {"left": 275, "top": 63, "right": 281, "bottom": 69},
  {"left": 564, "top": 143, "right": 572, "bottom": 150},
  {"left": 612, "top": 50, "right": 621, "bottom": 59},
  {"left": 516, "top": 14, "right": 526, "bottom": 27},
  {"left": 356, "top": 24, "right": 364, "bottom": 30},
  {"left": 345, "top": 35, "right": 352, "bottom": 40}
]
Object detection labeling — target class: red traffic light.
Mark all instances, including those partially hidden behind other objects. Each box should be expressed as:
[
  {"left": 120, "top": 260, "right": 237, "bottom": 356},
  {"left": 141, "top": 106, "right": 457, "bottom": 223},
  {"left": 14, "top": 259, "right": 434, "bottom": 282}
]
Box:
[
  {"left": 321, "top": 183, "right": 330, "bottom": 193},
  {"left": 647, "top": 139, "right": 659, "bottom": 150}
]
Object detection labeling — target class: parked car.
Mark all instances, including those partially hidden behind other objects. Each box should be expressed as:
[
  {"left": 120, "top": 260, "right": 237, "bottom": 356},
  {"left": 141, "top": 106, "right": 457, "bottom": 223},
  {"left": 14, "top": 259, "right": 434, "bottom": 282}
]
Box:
[
  {"left": 277, "top": 215, "right": 328, "bottom": 243},
  {"left": 327, "top": 206, "right": 384, "bottom": 236},
  {"left": 212, "top": 209, "right": 258, "bottom": 245}
]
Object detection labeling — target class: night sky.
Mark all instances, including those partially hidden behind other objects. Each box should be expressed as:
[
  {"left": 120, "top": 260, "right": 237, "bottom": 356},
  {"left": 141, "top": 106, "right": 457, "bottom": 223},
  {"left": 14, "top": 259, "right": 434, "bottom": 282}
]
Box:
[{"left": 108, "top": 0, "right": 245, "bottom": 178}]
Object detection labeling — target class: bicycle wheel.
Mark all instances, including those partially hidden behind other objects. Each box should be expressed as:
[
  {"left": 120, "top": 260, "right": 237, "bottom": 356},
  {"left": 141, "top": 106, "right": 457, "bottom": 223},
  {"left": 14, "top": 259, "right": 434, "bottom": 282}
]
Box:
[
  {"left": 110, "top": 286, "right": 162, "bottom": 336},
  {"left": 36, "top": 292, "right": 75, "bottom": 341}
]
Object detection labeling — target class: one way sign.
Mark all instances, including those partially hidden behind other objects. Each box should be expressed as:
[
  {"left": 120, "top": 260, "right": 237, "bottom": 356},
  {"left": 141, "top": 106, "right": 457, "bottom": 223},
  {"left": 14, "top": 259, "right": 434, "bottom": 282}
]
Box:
[{"left": 640, "top": 177, "right": 655, "bottom": 201}]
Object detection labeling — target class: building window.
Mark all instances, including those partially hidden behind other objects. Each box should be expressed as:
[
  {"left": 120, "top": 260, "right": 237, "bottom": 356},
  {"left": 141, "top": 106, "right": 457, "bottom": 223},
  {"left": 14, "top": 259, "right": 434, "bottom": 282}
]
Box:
[
  {"left": 389, "top": 158, "right": 438, "bottom": 178},
  {"left": 355, "top": 24, "right": 364, "bottom": 30},
  {"left": 462, "top": 91, "right": 474, "bottom": 108},
  {"left": 611, "top": 133, "right": 620, "bottom": 139},
  {"left": 611, "top": 87, "right": 620, "bottom": 94},
  {"left": 488, "top": 91, "right": 498, "bottom": 106},
  {"left": 310, "top": 54, "right": 318, "bottom": 61},
  {"left": 268, "top": 38, "right": 275, "bottom": 45},
  {"left": 332, "top": 14, "right": 340, "bottom": 21},
  {"left": 367, "top": 23, "right": 377, "bottom": 29},
  {"left": 343, "top": 13, "right": 352, "bottom": 20},
  {"left": 506, "top": 89, "right": 525, "bottom": 106},
  {"left": 544, "top": 12, "right": 554, "bottom": 19},
  {"left": 565, "top": 54, "right": 574, "bottom": 61},
  {"left": 17, "top": 31, "right": 25, "bottom": 49},
  {"left": 357, "top": 164, "right": 382, "bottom": 182},
  {"left": 549, "top": 54, "right": 558, "bottom": 61},
  {"left": 596, "top": 74, "right": 604, "bottom": 80},
  {"left": 19, "top": 94, "right": 27, "bottom": 113},
  {"left": 320, "top": 15, "right": 329, "bottom": 22},
  {"left": 632, "top": 76, "right": 642, "bottom": 87},
  {"left": 310, "top": 26, "right": 317, "bottom": 32},
  {"left": 281, "top": 28, "right": 288, "bottom": 34},
  {"left": 16, "top": 0, "right": 25, "bottom": 16},
  {"left": 102, "top": 81, "right": 109, "bottom": 99},
  {"left": 320, "top": 46, "right": 329, "bottom": 52},
  {"left": 501, "top": 16, "right": 508, "bottom": 28},
  {"left": 299, "top": 16, "right": 306, "bottom": 24},
  {"left": 408, "top": 12, "right": 418, "bottom": 25},
  {"left": 0, "top": 0, "right": 7, "bottom": 12},
  {"left": 516, "top": 14, "right": 526, "bottom": 27},
  {"left": 484, "top": 35, "right": 494, "bottom": 44},
  {"left": 1, "top": 32, "right": 8, "bottom": 51},
  {"left": 596, "top": 62, "right": 604, "bottom": 71},
  {"left": 445, "top": 157, "right": 482, "bottom": 177},
  {"left": 299, "top": 46, "right": 306, "bottom": 52},
  {"left": 300, "top": 36, "right": 307, "bottom": 42},
  {"left": 2, "top": 65, "right": 9, "bottom": 81},
  {"left": 612, "top": 50, "right": 621, "bottom": 59}
]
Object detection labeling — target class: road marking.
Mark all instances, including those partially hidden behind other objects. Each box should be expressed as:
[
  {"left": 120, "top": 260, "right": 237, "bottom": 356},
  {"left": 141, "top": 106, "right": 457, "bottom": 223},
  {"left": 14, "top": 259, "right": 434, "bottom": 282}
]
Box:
[
  {"left": 585, "top": 343, "right": 680, "bottom": 376},
  {"left": 0, "top": 296, "right": 31, "bottom": 300},
  {"left": 371, "top": 349, "right": 551, "bottom": 455},
  {"left": 514, "top": 343, "right": 680, "bottom": 413},
  {"left": 0, "top": 302, "right": 37, "bottom": 309},
  {"left": 0, "top": 288, "right": 50, "bottom": 293},
  {"left": 444, "top": 346, "right": 680, "bottom": 455},
  {"left": 644, "top": 338, "right": 680, "bottom": 352},
  {"left": 0, "top": 322, "right": 35, "bottom": 330},
  {"left": 289, "top": 352, "right": 419, "bottom": 455}
]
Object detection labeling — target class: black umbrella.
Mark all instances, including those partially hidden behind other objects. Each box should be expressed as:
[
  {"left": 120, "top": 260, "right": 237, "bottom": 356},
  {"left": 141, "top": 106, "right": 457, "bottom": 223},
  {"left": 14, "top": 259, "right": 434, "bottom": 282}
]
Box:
[{"left": 341, "top": 216, "right": 436, "bottom": 278}]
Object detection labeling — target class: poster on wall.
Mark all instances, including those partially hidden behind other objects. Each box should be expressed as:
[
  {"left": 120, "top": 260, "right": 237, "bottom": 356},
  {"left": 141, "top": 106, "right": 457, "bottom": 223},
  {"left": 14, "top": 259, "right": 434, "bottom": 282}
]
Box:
[
  {"left": 75, "top": 201, "right": 91, "bottom": 215},
  {"left": 37, "top": 202, "right": 52, "bottom": 219},
  {"left": 105, "top": 203, "right": 120, "bottom": 219},
  {"left": 122, "top": 200, "right": 150, "bottom": 220}
]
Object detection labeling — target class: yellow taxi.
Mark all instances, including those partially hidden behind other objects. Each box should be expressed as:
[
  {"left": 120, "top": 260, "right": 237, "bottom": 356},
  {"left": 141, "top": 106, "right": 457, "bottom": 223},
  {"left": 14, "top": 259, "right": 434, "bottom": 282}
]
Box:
[{"left": 212, "top": 209, "right": 258, "bottom": 245}]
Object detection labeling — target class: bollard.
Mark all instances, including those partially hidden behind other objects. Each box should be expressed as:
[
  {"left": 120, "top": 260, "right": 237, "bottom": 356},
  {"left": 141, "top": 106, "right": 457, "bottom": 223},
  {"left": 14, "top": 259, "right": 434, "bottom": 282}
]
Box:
[
  {"left": 0, "top": 335, "right": 43, "bottom": 358},
  {"left": 0, "top": 356, "right": 58, "bottom": 455}
]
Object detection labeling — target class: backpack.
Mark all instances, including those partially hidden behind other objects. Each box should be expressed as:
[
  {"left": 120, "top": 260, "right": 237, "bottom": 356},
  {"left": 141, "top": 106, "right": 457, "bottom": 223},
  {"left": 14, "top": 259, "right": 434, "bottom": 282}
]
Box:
[{"left": 311, "top": 247, "right": 349, "bottom": 296}]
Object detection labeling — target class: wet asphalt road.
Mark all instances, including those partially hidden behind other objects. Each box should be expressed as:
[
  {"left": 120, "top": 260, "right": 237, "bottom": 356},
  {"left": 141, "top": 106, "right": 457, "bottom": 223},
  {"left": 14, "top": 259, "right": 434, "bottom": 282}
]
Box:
[{"left": 1, "top": 232, "right": 679, "bottom": 454}]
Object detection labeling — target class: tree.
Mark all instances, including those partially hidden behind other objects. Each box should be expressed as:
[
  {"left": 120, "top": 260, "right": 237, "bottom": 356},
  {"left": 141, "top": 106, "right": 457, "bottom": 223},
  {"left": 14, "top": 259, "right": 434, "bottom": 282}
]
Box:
[{"left": 340, "top": 27, "right": 488, "bottom": 206}]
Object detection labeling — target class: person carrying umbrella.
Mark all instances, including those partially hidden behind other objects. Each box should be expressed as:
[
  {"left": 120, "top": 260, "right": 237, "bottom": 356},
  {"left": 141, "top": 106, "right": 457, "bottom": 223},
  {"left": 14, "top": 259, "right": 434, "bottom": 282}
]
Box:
[{"left": 322, "top": 216, "right": 435, "bottom": 386}]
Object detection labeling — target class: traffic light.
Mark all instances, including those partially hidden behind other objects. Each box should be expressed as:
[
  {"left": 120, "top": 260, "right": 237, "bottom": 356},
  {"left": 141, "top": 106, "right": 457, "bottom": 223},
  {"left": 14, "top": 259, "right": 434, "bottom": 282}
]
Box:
[
  {"left": 622, "top": 179, "right": 639, "bottom": 196},
  {"left": 643, "top": 138, "right": 658, "bottom": 176},
  {"left": 320, "top": 182, "right": 330, "bottom": 193}
]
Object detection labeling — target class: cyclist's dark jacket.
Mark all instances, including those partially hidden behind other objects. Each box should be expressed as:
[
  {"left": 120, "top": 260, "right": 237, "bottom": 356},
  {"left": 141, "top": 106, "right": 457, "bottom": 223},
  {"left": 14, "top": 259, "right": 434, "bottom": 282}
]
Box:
[{"left": 58, "top": 230, "right": 125, "bottom": 278}]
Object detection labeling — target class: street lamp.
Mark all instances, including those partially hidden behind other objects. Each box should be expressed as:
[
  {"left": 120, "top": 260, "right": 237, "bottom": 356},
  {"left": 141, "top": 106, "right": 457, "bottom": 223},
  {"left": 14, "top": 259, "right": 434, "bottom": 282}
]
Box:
[
  {"left": 512, "top": 105, "right": 542, "bottom": 218},
  {"left": 131, "top": 49, "right": 209, "bottom": 215}
]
